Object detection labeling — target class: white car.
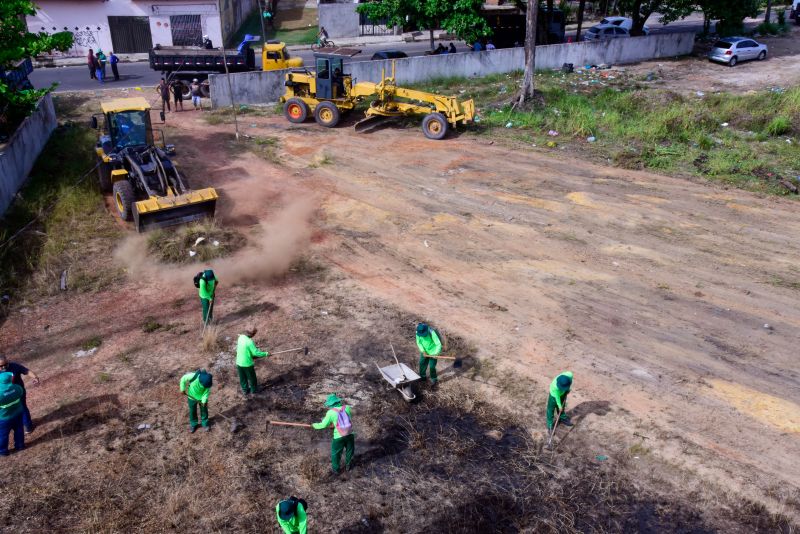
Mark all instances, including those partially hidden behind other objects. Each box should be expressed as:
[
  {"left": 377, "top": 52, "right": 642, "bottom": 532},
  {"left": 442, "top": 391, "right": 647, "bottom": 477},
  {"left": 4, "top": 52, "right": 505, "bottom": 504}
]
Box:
[
  {"left": 584, "top": 24, "right": 630, "bottom": 41},
  {"left": 599, "top": 16, "right": 650, "bottom": 35}
]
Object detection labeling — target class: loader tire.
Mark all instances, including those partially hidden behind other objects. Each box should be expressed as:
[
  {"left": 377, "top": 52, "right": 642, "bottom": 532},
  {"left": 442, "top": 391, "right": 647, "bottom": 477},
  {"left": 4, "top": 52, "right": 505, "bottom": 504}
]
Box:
[
  {"left": 314, "top": 101, "right": 340, "bottom": 128},
  {"left": 284, "top": 98, "right": 308, "bottom": 123},
  {"left": 113, "top": 180, "right": 135, "bottom": 222},
  {"left": 422, "top": 112, "right": 448, "bottom": 140},
  {"left": 97, "top": 158, "right": 112, "bottom": 193}
]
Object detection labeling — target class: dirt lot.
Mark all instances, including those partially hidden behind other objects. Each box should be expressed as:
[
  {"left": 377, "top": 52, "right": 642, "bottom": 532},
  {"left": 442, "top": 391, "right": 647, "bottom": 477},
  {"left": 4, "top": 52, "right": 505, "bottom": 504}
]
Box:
[
  {"left": 1, "top": 68, "right": 799, "bottom": 531},
  {"left": 626, "top": 26, "right": 800, "bottom": 93}
]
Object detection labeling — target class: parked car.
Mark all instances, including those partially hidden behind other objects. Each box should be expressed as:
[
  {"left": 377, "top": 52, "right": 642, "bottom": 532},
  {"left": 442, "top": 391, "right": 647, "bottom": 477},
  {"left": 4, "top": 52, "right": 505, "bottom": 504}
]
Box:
[
  {"left": 371, "top": 50, "right": 408, "bottom": 61},
  {"left": 791, "top": 0, "right": 800, "bottom": 22},
  {"left": 599, "top": 16, "right": 650, "bottom": 34},
  {"left": 583, "top": 24, "right": 630, "bottom": 41},
  {"left": 708, "top": 37, "right": 767, "bottom": 67}
]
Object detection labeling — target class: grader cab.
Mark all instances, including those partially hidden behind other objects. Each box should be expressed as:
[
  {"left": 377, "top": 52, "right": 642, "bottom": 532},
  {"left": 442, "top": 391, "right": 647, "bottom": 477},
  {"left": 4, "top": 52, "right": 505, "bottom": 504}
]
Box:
[
  {"left": 280, "top": 50, "right": 474, "bottom": 139},
  {"left": 92, "top": 97, "right": 218, "bottom": 232}
]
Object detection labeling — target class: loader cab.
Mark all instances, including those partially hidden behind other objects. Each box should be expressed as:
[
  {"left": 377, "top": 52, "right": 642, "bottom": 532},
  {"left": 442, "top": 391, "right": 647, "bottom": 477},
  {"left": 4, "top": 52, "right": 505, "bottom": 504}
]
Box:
[{"left": 108, "top": 109, "right": 153, "bottom": 151}]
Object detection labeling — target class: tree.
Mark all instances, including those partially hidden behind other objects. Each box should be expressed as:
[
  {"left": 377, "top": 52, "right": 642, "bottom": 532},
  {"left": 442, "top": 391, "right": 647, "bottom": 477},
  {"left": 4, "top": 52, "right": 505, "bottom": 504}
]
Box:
[
  {"left": 1, "top": 0, "right": 72, "bottom": 132},
  {"left": 696, "top": 0, "right": 758, "bottom": 35},
  {"left": 617, "top": 0, "right": 693, "bottom": 36},
  {"left": 575, "top": 0, "right": 587, "bottom": 42},
  {"left": 356, "top": 0, "right": 490, "bottom": 50},
  {"left": 518, "top": 0, "right": 538, "bottom": 105}
]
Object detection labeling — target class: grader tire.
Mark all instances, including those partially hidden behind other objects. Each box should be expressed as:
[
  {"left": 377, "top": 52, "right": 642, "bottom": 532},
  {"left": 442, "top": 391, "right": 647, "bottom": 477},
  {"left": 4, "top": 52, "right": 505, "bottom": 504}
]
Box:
[
  {"left": 422, "top": 112, "right": 448, "bottom": 140},
  {"left": 113, "top": 180, "right": 135, "bottom": 222},
  {"left": 314, "top": 101, "right": 340, "bottom": 128},
  {"left": 284, "top": 98, "right": 308, "bottom": 123}
]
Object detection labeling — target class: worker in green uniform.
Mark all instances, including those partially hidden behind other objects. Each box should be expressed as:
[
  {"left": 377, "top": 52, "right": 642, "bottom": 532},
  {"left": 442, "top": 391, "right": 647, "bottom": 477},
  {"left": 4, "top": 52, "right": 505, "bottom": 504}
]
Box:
[
  {"left": 179, "top": 369, "right": 213, "bottom": 432},
  {"left": 198, "top": 269, "right": 217, "bottom": 323},
  {"left": 547, "top": 371, "right": 574, "bottom": 431},
  {"left": 276, "top": 496, "right": 308, "bottom": 534},
  {"left": 236, "top": 326, "right": 269, "bottom": 396},
  {"left": 416, "top": 323, "right": 442, "bottom": 386},
  {"left": 312, "top": 393, "right": 354, "bottom": 474}
]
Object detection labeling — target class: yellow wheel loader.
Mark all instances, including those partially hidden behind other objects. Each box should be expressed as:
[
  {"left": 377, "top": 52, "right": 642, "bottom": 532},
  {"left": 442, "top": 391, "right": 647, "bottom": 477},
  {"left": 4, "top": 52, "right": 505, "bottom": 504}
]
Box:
[
  {"left": 280, "top": 50, "right": 474, "bottom": 140},
  {"left": 92, "top": 97, "right": 218, "bottom": 232}
]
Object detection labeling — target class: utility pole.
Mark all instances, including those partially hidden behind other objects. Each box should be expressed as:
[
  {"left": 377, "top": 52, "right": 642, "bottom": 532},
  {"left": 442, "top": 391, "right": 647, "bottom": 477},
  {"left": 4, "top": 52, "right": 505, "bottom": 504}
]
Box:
[
  {"left": 258, "top": 0, "right": 267, "bottom": 45},
  {"left": 219, "top": 44, "right": 240, "bottom": 140}
]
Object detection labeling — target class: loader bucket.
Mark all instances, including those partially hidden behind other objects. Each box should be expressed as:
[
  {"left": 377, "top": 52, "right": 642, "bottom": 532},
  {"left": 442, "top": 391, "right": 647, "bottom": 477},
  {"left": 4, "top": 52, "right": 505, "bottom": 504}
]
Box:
[{"left": 133, "top": 187, "right": 218, "bottom": 232}]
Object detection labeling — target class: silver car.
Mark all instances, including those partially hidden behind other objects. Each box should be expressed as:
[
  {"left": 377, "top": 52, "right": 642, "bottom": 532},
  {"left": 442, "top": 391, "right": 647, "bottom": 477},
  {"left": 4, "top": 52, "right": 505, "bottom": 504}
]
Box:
[
  {"left": 708, "top": 37, "right": 768, "bottom": 66},
  {"left": 584, "top": 24, "right": 630, "bottom": 41}
]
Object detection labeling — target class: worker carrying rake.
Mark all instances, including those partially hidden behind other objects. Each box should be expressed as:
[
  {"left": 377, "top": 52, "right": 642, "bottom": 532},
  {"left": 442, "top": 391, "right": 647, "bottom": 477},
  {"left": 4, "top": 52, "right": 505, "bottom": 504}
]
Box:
[
  {"left": 236, "top": 326, "right": 269, "bottom": 397},
  {"left": 179, "top": 369, "right": 213, "bottom": 433},
  {"left": 194, "top": 268, "right": 218, "bottom": 324},
  {"left": 312, "top": 394, "right": 354, "bottom": 474},
  {"left": 547, "top": 371, "right": 574, "bottom": 432},
  {"left": 416, "top": 323, "right": 443, "bottom": 387}
]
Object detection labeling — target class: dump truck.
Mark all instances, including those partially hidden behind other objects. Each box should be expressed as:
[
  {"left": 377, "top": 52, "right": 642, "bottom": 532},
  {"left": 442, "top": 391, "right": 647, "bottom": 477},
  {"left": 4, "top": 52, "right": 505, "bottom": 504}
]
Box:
[
  {"left": 280, "top": 49, "right": 474, "bottom": 140},
  {"left": 150, "top": 37, "right": 303, "bottom": 97},
  {"left": 92, "top": 97, "right": 218, "bottom": 232}
]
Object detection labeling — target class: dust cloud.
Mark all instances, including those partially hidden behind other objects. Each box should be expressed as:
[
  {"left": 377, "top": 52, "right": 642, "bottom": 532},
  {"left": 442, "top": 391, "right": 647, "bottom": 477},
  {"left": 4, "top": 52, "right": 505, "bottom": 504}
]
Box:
[{"left": 113, "top": 198, "right": 316, "bottom": 286}]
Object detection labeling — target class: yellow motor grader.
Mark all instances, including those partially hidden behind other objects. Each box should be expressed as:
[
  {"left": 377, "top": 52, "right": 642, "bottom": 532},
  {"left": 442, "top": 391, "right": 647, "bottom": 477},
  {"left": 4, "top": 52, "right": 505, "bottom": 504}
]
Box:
[
  {"left": 279, "top": 49, "right": 474, "bottom": 140},
  {"left": 92, "top": 97, "right": 218, "bottom": 231}
]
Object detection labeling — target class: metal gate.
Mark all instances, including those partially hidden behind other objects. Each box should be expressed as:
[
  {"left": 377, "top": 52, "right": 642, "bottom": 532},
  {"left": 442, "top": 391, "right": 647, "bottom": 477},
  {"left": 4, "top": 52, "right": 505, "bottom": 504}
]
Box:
[
  {"left": 359, "top": 13, "right": 394, "bottom": 36},
  {"left": 170, "top": 15, "right": 202, "bottom": 46},
  {"left": 108, "top": 16, "right": 153, "bottom": 53}
]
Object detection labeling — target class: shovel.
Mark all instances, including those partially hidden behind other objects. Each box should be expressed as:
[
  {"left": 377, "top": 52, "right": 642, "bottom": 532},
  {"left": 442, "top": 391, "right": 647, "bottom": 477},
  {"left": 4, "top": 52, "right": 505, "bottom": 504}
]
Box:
[
  {"left": 268, "top": 421, "right": 312, "bottom": 428},
  {"left": 428, "top": 354, "right": 463, "bottom": 368}
]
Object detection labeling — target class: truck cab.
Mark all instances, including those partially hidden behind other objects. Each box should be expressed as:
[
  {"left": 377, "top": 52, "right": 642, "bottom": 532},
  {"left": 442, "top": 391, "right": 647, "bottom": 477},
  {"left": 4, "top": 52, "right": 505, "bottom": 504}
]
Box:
[{"left": 262, "top": 41, "right": 303, "bottom": 71}]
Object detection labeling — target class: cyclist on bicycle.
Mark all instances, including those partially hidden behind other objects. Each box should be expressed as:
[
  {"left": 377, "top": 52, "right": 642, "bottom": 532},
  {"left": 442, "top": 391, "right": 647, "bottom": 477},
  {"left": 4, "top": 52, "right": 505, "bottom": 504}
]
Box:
[{"left": 316, "top": 26, "right": 329, "bottom": 47}]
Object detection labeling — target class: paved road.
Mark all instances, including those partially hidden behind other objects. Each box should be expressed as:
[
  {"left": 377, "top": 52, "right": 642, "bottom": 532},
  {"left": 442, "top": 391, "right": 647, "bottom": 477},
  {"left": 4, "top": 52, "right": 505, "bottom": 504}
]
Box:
[{"left": 31, "top": 18, "right": 709, "bottom": 93}]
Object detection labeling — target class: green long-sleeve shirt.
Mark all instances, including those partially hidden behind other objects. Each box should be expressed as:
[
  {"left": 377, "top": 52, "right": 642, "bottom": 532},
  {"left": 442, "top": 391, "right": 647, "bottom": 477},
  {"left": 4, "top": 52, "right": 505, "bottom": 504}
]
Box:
[
  {"left": 416, "top": 330, "right": 442, "bottom": 356},
  {"left": 236, "top": 334, "right": 268, "bottom": 367},
  {"left": 312, "top": 405, "right": 352, "bottom": 439},
  {"left": 180, "top": 372, "right": 211, "bottom": 403},
  {"left": 276, "top": 502, "right": 307, "bottom": 534},
  {"left": 549, "top": 371, "right": 574, "bottom": 410},
  {"left": 198, "top": 277, "right": 216, "bottom": 299}
]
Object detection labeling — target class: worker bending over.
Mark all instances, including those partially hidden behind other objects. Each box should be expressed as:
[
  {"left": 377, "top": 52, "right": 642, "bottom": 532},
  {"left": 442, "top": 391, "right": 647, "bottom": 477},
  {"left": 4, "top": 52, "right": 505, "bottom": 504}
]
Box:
[
  {"left": 180, "top": 369, "right": 213, "bottom": 432},
  {"left": 276, "top": 496, "right": 308, "bottom": 534},
  {"left": 416, "top": 323, "right": 442, "bottom": 386},
  {"left": 547, "top": 371, "right": 574, "bottom": 431}
]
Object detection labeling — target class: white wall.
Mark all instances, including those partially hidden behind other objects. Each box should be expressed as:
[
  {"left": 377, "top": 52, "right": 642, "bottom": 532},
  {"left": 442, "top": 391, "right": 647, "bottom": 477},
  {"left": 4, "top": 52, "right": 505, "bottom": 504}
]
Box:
[{"left": 27, "top": 0, "right": 223, "bottom": 57}]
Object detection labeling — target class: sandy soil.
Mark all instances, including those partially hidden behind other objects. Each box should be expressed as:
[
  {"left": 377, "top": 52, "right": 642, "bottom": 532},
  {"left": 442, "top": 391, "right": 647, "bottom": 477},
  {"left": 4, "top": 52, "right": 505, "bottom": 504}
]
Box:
[{"left": 1, "top": 69, "right": 799, "bottom": 529}]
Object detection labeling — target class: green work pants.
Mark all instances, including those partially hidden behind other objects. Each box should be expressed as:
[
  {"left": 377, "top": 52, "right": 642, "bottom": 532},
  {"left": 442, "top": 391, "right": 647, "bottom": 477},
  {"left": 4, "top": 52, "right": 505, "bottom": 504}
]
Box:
[
  {"left": 201, "top": 298, "right": 213, "bottom": 323},
  {"left": 419, "top": 354, "right": 438, "bottom": 383},
  {"left": 188, "top": 397, "right": 209, "bottom": 428},
  {"left": 331, "top": 434, "right": 355, "bottom": 472},
  {"left": 546, "top": 393, "right": 570, "bottom": 429},
  {"left": 237, "top": 365, "right": 258, "bottom": 394}
]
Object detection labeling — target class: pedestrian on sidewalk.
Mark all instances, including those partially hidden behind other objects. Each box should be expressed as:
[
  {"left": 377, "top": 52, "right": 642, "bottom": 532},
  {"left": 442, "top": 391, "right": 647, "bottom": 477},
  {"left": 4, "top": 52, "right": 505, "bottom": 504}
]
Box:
[
  {"left": 87, "top": 49, "right": 96, "bottom": 79},
  {"left": 236, "top": 326, "right": 269, "bottom": 396},
  {"left": 109, "top": 51, "right": 120, "bottom": 81},
  {"left": 195, "top": 268, "right": 217, "bottom": 323},
  {"left": 171, "top": 80, "right": 185, "bottom": 111},
  {"left": 179, "top": 369, "right": 213, "bottom": 432},
  {"left": 190, "top": 79, "right": 203, "bottom": 110},
  {"left": 312, "top": 394, "right": 354, "bottom": 474},
  {"left": 415, "top": 322, "right": 442, "bottom": 387},
  {"left": 486, "top": 40, "right": 496, "bottom": 50},
  {"left": 472, "top": 40, "right": 483, "bottom": 51},
  {"left": 0, "top": 372, "right": 25, "bottom": 456},
  {"left": 157, "top": 78, "right": 171, "bottom": 112},
  {"left": 546, "top": 371, "right": 574, "bottom": 431},
  {"left": 0, "top": 356, "right": 40, "bottom": 434},
  {"left": 276, "top": 496, "right": 308, "bottom": 534},
  {"left": 96, "top": 49, "right": 107, "bottom": 78},
  {"left": 448, "top": 42, "right": 457, "bottom": 53}
]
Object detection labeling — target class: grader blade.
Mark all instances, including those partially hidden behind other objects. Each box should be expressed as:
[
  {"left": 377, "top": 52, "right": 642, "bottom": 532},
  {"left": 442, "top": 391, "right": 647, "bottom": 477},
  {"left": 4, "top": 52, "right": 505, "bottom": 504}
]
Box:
[
  {"left": 354, "top": 115, "right": 394, "bottom": 134},
  {"left": 132, "top": 188, "right": 218, "bottom": 232}
]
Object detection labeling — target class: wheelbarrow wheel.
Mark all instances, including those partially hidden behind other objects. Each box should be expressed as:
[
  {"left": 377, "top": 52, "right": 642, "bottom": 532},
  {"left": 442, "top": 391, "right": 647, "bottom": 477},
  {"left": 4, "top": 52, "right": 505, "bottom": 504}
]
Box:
[{"left": 400, "top": 384, "right": 416, "bottom": 402}]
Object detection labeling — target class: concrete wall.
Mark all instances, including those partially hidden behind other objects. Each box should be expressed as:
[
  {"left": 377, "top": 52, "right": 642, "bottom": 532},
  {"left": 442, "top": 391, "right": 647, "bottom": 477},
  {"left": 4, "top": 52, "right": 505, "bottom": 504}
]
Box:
[
  {"left": 318, "top": 3, "right": 359, "bottom": 39},
  {"left": 0, "top": 94, "right": 58, "bottom": 217},
  {"left": 210, "top": 31, "right": 695, "bottom": 107},
  {"left": 27, "top": 0, "right": 225, "bottom": 57}
]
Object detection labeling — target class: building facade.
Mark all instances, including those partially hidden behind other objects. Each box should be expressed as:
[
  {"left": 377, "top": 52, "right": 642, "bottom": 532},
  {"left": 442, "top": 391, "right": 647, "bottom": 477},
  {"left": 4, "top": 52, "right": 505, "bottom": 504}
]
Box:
[{"left": 27, "top": 0, "right": 257, "bottom": 57}]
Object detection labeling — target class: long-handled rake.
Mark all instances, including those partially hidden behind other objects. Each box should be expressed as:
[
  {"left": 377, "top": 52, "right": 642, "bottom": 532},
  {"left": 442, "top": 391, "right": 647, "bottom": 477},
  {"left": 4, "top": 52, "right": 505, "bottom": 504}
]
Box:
[
  {"left": 546, "top": 406, "right": 563, "bottom": 449},
  {"left": 270, "top": 347, "right": 309, "bottom": 356}
]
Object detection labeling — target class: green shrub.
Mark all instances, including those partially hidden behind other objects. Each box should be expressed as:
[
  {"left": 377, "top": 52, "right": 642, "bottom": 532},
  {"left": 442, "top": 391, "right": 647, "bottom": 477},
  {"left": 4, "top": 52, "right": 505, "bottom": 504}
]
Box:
[{"left": 765, "top": 116, "right": 792, "bottom": 136}]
